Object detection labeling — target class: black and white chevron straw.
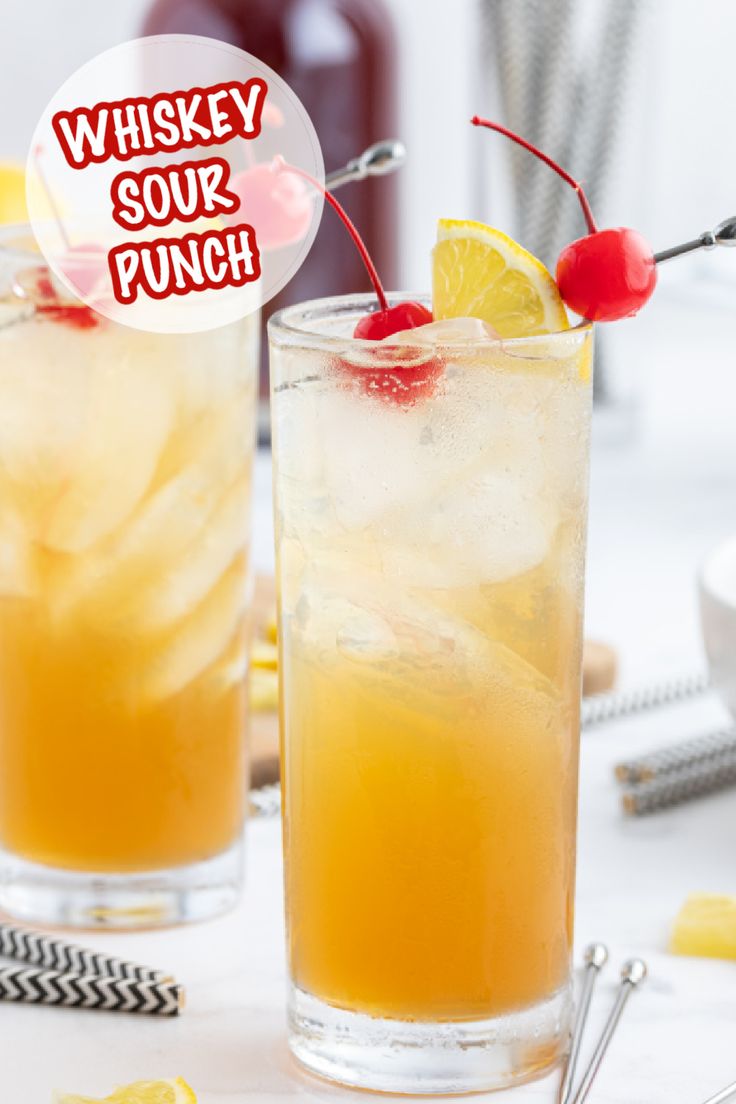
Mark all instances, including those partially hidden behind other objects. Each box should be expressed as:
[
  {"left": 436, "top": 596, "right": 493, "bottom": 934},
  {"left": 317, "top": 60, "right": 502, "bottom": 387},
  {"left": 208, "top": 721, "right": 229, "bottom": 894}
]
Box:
[
  {"left": 0, "top": 921, "right": 170, "bottom": 983},
  {"left": 0, "top": 963, "right": 182, "bottom": 1015}
]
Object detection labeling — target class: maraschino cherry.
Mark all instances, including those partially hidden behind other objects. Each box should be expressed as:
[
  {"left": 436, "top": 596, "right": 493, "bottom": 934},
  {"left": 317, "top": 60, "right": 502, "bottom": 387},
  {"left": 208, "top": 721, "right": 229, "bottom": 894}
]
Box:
[
  {"left": 223, "top": 98, "right": 308, "bottom": 249},
  {"left": 227, "top": 162, "right": 313, "bottom": 250},
  {"left": 271, "top": 158, "right": 441, "bottom": 402},
  {"left": 16, "top": 266, "right": 100, "bottom": 329},
  {"left": 471, "top": 117, "right": 657, "bottom": 322}
]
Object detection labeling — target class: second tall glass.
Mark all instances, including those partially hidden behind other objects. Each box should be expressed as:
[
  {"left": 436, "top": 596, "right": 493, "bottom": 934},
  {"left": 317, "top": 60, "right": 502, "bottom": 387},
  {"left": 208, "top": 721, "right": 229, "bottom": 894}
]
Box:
[
  {"left": 0, "top": 228, "right": 258, "bottom": 927},
  {"left": 270, "top": 295, "right": 593, "bottom": 1094}
]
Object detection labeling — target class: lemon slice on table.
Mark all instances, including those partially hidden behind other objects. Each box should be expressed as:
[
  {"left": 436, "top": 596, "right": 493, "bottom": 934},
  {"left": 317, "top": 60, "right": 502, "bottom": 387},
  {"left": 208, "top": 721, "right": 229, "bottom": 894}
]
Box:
[
  {"left": 432, "top": 218, "right": 569, "bottom": 337},
  {"left": 56, "top": 1077, "right": 197, "bottom": 1104},
  {"left": 671, "top": 894, "right": 736, "bottom": 960}
]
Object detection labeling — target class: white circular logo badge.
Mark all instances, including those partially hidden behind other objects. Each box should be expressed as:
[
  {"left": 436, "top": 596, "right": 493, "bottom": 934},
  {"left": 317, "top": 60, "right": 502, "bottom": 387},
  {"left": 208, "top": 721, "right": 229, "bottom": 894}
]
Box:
[{"left": 27, "top": 35, "right": 325, "bottom": 333}]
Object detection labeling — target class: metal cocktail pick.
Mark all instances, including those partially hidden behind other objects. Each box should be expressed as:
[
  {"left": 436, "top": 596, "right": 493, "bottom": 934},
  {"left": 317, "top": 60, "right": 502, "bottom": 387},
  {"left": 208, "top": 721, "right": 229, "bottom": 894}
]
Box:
[
  {"left": 325, "top": 140, "right": 407, "bottom": 191},
  {"left": 654, "top": 216, "right": 736, "bottom": 264},
  {"left": 569, "top": 958, "right": 648, "bottom": 1104},
  {"left": 698, "top": 1080, "right": 736, "bottom": 1104},
  {"left": 558, "top": 943, "right": 609, "bottom": 1104}
]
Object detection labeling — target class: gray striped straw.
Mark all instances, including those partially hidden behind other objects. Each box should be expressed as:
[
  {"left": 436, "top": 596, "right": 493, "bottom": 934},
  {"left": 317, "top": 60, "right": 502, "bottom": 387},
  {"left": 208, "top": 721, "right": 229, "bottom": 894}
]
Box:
[
  {"left": 581, "top": 671, "right": 709, "bottom": 729},
  {"left": 616, "top": 727, "right": 736, "bottom": 784},
  {"left": 623, "top": 753, "right": 736, "bottom": 816}
]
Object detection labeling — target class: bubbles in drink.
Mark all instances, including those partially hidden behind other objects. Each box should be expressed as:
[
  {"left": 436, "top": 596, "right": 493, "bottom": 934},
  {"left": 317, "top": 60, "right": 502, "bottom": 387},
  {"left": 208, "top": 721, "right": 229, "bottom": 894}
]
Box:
[{"left": 275, "top": 325, "right": 588, "bottom": 591}]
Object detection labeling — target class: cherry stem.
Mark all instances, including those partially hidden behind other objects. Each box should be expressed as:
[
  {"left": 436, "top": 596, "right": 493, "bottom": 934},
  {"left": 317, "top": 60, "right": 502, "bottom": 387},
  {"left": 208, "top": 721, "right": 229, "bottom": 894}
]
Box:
[
  {"left": 272, "top": 157, "right": 389, "bottom": 312},
  {"left": 471, "top": 116, "right": 598, "bottom": 235}
]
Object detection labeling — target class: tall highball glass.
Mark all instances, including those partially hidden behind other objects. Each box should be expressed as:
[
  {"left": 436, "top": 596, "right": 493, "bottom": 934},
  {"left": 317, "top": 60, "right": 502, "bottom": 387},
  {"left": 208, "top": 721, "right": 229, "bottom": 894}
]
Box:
[
  {"left": 269, "top": 294, "right": 593, "bottom": 1094},
  {"left": 0, "top": 227, "right": 258, "bottom": 927}
]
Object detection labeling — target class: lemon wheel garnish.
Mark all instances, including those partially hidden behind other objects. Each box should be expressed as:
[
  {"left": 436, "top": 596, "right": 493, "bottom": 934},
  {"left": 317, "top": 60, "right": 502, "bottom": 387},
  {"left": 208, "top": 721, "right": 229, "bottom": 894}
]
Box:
[
  {"left": 432, "top": 218, "right": 569, "bottom": 337},
  {"left": 56, "top": 1077, "right": 197, "bottom": 1104}
]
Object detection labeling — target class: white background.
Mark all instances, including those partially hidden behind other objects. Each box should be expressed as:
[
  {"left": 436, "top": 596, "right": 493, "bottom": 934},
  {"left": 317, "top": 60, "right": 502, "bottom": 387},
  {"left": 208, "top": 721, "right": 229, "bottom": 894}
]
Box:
[{"left": 3, "top": 0, "right": 736, "bottom": 292}]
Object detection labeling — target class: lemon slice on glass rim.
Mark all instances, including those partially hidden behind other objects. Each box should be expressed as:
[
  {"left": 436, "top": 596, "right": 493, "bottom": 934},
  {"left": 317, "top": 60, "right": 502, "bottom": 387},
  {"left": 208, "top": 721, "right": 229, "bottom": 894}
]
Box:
[
  {"left": 56, "top": 1077, "right": 197, "bottom": 1104},
  {"left": 432, "top": 218, "right": 569, "bottom": 338}
]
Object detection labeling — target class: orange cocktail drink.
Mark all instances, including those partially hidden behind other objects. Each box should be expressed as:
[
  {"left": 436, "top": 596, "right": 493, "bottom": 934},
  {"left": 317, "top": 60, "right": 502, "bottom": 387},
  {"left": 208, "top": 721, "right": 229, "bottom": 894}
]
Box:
[
  {"left": 0, "top": 230, "right": 257, "bottom": 926},
  {"left": 270, "top": 295, "right": 593, "bottom": 1093}
]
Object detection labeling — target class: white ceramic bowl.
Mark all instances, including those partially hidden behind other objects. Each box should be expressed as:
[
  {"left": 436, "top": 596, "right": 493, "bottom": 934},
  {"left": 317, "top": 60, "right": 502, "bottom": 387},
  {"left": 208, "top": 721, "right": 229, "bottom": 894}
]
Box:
[{"left": 700, "top": 534, "right": 736, "bottom": 718}]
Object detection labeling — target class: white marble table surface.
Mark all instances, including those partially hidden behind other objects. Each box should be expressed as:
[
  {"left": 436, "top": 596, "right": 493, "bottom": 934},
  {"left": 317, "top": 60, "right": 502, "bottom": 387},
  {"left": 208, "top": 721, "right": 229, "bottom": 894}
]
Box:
[{"left": 3, "top": 292, "right": 736, "bottom": 1103}]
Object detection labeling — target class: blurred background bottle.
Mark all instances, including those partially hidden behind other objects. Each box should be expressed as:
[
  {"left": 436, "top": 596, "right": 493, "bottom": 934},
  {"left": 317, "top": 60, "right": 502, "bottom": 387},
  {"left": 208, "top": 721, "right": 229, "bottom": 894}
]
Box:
[{"left": 142, "top": 0, "right": 400, "bottom": 404}]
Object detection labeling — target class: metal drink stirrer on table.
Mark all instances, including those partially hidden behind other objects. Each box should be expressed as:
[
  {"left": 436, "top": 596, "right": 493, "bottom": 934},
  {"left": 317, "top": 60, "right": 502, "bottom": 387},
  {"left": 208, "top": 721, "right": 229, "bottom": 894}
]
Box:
[
  {"left": 569, "top": 959, "right": 648, "bottom": 1104},
  {"left": 558, "top": 943, "right": 608, "bottom": 1104},
  {"left": 697, "top": 1078, "right": 736, "bottom": 1104},
  {"left": 559, "top": 948, "right": 647, "bottom": 1104}
]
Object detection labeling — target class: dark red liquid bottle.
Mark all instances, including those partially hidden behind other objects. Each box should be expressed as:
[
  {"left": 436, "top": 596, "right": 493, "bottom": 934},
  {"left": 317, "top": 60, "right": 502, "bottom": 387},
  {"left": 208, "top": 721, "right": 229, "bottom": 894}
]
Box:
[{"left": 142, "top": 0, "right": 400, "bottom": 391}]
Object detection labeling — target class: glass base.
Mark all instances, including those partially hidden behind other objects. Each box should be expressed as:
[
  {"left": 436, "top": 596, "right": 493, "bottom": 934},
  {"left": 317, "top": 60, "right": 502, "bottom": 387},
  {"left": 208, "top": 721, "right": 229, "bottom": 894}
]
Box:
[
  {"left": 0, "top": 838, "right": 243, "bottom": 929},
  {"left": 288, "top": 983, "right": 571, "bottom": 1095}
]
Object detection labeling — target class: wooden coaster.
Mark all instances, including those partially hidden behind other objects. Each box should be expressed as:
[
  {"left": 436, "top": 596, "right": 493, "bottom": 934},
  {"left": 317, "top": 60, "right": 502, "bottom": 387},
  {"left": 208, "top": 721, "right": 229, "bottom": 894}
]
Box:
[
  {"left": 250, "top": 709, "right": 280, "bottom": 788},
  {"left": 249, "top": 575, "right": 618, "bottom": 787},
  {"left": 582, "top": 639, "right": 618, "bottom": 697}
]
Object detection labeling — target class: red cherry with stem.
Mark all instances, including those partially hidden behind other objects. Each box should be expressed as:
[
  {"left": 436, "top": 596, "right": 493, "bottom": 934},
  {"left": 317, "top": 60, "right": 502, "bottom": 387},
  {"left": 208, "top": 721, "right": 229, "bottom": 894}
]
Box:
[
  {"left": 471, "top": 117, "right": 658, "bottom": 322},
  {"left": 272, "top": 157, "right": 441, "bottom": 402},
  {"left": 556, "top": 227, "right": 657, "bottom": 323},
  {"left": 353, "top": 297, "right": 433, "bottom": 339},
  {"left": 226, "top": 162, "right": 313, "bottom": 250}
]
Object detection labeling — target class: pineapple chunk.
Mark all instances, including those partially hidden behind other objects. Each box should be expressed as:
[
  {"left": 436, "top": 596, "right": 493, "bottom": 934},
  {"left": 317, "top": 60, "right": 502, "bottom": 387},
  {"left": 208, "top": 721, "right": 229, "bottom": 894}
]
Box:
[{"left": 671, "top": 894, "right": 736, "bottom": 960}]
